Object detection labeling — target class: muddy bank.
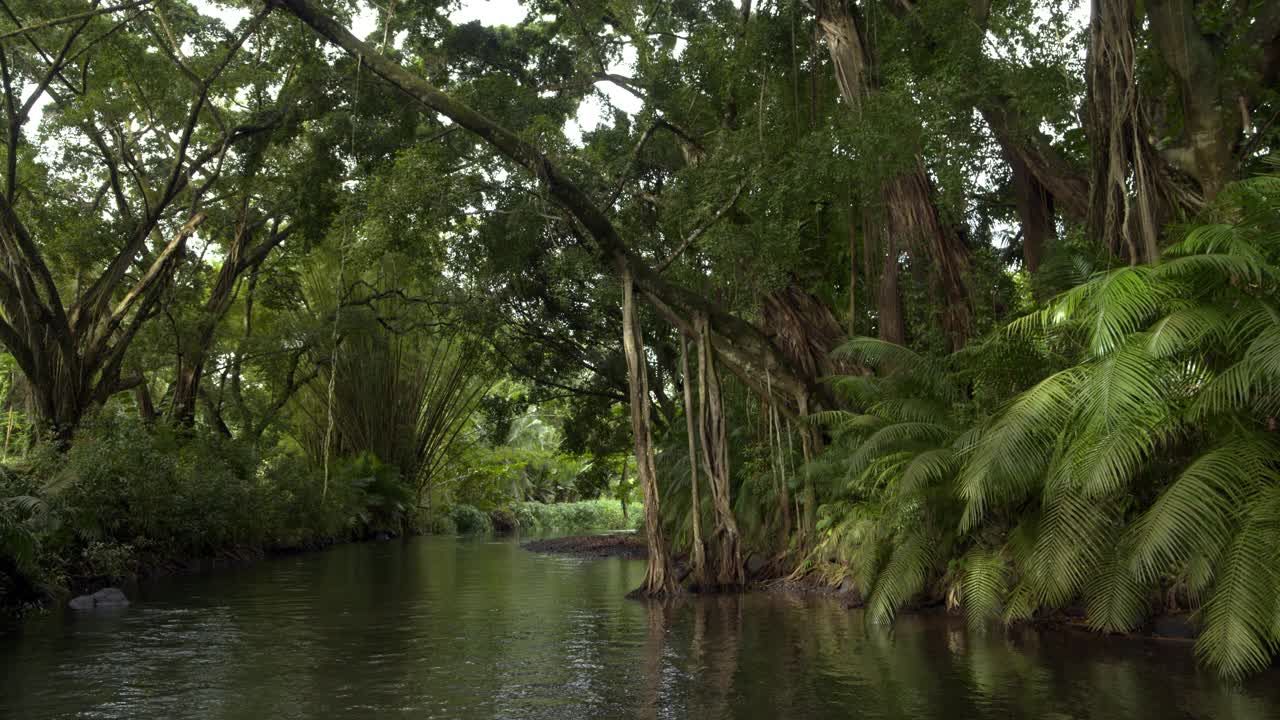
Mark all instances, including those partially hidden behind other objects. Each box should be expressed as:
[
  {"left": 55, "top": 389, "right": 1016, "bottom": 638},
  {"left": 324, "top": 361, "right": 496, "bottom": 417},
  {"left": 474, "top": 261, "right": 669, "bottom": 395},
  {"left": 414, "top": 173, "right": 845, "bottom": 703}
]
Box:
[{"left": 522, "top": 533, "right": 648, "bottom": 559}]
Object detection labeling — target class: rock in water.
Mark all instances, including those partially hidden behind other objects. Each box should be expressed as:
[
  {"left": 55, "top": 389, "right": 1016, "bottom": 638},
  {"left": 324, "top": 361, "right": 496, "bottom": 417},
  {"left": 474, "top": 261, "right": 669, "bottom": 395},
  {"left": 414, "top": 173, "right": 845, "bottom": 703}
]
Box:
[
  {"left": 69, "top": 587, "right": 130, "bottom": 610},
  {"left": 92, "top": 588, "right": 130, "bottom": 606}
]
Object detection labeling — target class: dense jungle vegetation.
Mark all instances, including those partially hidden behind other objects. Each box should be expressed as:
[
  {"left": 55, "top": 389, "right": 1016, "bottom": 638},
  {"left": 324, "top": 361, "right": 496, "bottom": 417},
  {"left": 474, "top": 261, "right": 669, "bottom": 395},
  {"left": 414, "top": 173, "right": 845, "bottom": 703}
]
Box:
[{"left": 0, "top": 0, "right": 1278, "bottom": 680}]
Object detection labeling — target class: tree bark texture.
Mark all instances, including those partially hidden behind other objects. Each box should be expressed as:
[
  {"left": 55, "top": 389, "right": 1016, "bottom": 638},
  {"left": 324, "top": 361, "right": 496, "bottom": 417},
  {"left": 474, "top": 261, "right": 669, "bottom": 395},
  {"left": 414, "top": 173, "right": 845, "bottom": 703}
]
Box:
[
  {"left": 622, "top": 268, "right": 677, "bottom": 596},
  {"left": 695, "top": 312, "right": 744, "bottom": 589}
]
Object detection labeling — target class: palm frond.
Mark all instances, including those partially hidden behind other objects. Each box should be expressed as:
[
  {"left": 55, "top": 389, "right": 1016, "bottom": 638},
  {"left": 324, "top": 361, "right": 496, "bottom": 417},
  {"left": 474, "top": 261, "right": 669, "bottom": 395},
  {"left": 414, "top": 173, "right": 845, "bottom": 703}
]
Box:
[
  {"left": 960, "top": 546, "right": 1009, "bottom": 631},
  {"left": 1195, "top": 486, "right": 1280, "bottom": 679},
  {"left": 865, "top": 528, "right": 935, "bottom": 625},
  {"left": 1127, "top": 437, "right": 1275, "bottom": 582}
]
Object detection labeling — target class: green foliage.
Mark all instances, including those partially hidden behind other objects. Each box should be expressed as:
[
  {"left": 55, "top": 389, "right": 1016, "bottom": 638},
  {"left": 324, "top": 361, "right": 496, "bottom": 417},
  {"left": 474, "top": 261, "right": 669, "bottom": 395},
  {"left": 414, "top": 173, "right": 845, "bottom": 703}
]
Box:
[
  {"left": 0, "top": 412, "right": 409, "bottom": 610},
  {"left": 1, "top": 0, "right": 1277, "bottom": 683},
  {"left": 300, "top": 305, "right": 491, "bottom": 502},
  {"left": 448, "top": 504, "right": 493, "bottom": 534},
  {"left": 510, "top": 500, "right": 631, "bottom": 534},
  {"left": 806, "top": 173, "right": 1280, "bottom": 678},
  {"left": 453, "top": 445, "right": 598, "bottom": 508},
  {"left": 336, "top": 452, "right": 415, "bottom": 534}
]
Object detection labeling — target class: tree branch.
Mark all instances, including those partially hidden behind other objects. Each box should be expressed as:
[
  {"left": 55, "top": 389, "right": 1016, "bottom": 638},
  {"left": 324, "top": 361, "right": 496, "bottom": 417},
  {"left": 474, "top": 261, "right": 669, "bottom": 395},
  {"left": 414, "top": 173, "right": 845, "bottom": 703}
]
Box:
[
  {"left": 0, "top": 0, "right": 154, "bottom": 41},
  {"left": 655, "top": 181, "right": 745, "bottom": 272}
]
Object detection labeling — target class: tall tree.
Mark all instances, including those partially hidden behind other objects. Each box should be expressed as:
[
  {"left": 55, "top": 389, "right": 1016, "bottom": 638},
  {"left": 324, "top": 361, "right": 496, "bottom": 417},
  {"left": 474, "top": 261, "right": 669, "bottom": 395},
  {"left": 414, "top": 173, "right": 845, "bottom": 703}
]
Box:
[{"left": 0, "top": 2, "right": 276, "bottom": 437}]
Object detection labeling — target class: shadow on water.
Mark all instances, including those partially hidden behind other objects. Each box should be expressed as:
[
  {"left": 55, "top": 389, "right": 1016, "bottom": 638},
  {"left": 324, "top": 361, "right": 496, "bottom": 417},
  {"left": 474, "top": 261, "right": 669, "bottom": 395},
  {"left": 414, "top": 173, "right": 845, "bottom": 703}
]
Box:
[{"left": 3, "top": 535, "right": 1280, "bottom": 719}]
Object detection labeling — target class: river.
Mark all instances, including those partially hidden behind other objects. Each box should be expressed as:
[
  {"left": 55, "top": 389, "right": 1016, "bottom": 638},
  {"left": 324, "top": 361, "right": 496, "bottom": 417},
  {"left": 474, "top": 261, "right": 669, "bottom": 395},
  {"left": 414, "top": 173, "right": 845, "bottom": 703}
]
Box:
[{"left": 3, "top": 534, "right": 1279, "bottom": 719}]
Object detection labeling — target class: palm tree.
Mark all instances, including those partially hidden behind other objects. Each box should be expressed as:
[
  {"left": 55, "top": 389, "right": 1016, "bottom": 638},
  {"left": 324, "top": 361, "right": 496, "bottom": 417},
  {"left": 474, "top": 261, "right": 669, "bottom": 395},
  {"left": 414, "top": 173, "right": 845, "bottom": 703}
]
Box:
[{"left": 806, "top": 170, "right": 1280, "bottom": 677}]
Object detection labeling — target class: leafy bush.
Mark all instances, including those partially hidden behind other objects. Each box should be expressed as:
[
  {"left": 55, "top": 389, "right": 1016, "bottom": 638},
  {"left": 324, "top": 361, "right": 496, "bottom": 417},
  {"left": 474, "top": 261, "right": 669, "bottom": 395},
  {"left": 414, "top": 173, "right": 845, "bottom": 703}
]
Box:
[
  {"left": 448, "top": 503, "right": 492, "bottom": 534},
  {"left": 0, "top": 412, "right": 412, "bottom": 611},
  {"left": 452, "top": 446, "right": 599, "bottom": 508},
  {"left": 511, "top": 499, "right": 630, "bottom": 533},
  {"left": 336, "top": 452, "right": 414, "bottom": 534},
  {"left": 800, "top": 173, "right": 1280, "bottom": 678}
]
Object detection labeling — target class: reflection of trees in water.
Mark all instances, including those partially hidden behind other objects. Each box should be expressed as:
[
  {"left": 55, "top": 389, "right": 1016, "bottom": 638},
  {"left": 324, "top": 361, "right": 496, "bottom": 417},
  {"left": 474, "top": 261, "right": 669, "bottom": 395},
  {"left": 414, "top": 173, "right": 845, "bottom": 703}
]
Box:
[
  {"left": 633, "top": 595, "right": 1280, "bottom": 719},
  {"left": 637, "top": 595, "right": 746, "bottom": 719},
  {"left": 958, "top": 624, "right": 1053, "bottom": 710},
  {"left": 703, "top": 596, "right": 742, "bottom": 717},
  {"left": 639, "top": 600, "right": 668, "bottom": 720}
]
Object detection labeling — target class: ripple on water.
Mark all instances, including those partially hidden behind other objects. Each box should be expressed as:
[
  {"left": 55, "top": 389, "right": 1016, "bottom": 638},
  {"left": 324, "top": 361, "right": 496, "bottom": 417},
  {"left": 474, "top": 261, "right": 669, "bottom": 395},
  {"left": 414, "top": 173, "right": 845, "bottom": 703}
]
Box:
[{"left": 4, "top": 535, "right": 1280, "bottom": 719}]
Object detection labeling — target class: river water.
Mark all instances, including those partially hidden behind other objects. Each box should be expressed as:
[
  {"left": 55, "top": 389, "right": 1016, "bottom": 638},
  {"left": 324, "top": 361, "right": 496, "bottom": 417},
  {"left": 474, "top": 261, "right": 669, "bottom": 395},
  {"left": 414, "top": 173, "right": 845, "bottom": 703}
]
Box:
[{"left": 3, "top": 535, "right": 1279, "bottom": 719}]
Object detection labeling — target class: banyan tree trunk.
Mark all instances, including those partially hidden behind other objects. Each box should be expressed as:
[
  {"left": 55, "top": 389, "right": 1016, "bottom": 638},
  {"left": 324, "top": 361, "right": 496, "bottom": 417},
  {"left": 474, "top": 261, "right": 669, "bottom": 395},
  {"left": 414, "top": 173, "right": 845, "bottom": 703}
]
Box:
[
  {"left": 695, "top": 312, "right": 745, "bottom": 589},
  {"left": 1085, "top": 0, "right": 1197, "bottom": 264},
  {"left": 882, "top": 164, "right": 971, "bottom": 350},
  {"left": 817, "top": 0, "right": 972, "bottom": 350},
  {"left": 1009, "top": 154, "right": 1056, "bottom": 275},
  {"left": 679, "top": 334, "right": 711, "bottom": 590},
  {"left": 877, "top": 232, "right": 905, "bottom": 345},
  {"left": 621, "top": 268, "right": 676, "bottom": 596},
  {"left": 760, "top": 284, "right": 848, "bottom": 383}
]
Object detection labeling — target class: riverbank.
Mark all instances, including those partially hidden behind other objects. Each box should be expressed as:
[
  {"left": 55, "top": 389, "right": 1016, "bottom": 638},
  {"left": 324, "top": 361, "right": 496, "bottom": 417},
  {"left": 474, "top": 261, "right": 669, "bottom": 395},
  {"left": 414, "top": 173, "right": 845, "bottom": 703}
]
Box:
[
  {"left": 522, "top": 532, "right": 648, "bottom": 559},
  {"left": 0, "top": 417, "right": 634, "bottom": 616},
  {"left": 520, "top": 534, "right": 1201, "bottom": 644},
  {"left": 5, "top": 498, "right": 635, "bottom": 616}
]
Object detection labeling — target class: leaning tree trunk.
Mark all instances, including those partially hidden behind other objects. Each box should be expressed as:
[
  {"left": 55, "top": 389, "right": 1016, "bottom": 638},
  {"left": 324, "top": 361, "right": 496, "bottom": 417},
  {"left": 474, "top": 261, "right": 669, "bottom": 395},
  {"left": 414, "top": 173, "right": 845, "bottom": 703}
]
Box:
[
  {"left": 622, "top": 268, "right": 676, "bottom": 596},
  {"left": 695, "top": 312, "right": 744, "bottom": 590},
  {"left": 679, "top": 334, "right": 710, "bottom": 590}
]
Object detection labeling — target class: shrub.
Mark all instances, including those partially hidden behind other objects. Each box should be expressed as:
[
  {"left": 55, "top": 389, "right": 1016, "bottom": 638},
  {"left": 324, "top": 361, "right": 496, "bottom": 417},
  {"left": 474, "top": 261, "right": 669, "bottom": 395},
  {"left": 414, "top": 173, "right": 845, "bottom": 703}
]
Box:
[
  {"left": 449, "top": 503, "right": 492, "bottom": 534},
  {"left": 511, "top": 499, "right": 631, "bottom": 533},
  {"left": 0, "top": 411, "right": 404, "bottom": 611}
]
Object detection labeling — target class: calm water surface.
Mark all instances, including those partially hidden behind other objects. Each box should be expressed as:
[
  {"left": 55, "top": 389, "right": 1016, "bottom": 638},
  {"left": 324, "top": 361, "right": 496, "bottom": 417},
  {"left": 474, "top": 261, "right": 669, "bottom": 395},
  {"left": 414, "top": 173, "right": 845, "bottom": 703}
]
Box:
[{"left": 3, "top": 535, "right": 1279, "bottom": 719}]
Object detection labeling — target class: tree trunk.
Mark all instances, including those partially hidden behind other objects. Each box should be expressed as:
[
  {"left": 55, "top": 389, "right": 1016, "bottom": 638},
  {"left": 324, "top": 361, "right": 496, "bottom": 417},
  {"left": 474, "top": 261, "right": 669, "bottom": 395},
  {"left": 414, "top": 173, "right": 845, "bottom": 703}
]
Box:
[
  {"left": 621, "top": 268, "right": 676, "bottom": 596},
  {"left": 760, "top": 285, "right": 849, "bottom": 392},
  {"left": 1085, "top": 0, "right": 1196, "bottom": 264},
  {"left": 817, "top": 0, "right": 971, "bottom": 349},
  {"left": 133, "top": 380, "right": 156, "bottom": 422},
  {"left": 767, "top": 388, "right": 792, "bottom": 542},
  {"left": 1146, "top": 0, "right": 1236, "bottom": 202},
  {"left": 877, "top": 232, "right": 905, "bottom": 345},
  {"left": 695, "top": 312, "right": 744, "bottom": 590},
  {"left": 171, "top": 216, "right": 287, "bottom": 425},
  {"left": 679, "top": 334, "right": 710, "bottom": 590},
  {"left": 847, "top": 204, "right": 858, "bottom": 336},
  {"left": 882, "top": 166, "right": 971, "bottom": 350},
  {"left": 979, "top": 100, "right": 1091, "bottom": 225},
  {"left": 1008, "top": 152, "right": 1056, "bottom": 274}
]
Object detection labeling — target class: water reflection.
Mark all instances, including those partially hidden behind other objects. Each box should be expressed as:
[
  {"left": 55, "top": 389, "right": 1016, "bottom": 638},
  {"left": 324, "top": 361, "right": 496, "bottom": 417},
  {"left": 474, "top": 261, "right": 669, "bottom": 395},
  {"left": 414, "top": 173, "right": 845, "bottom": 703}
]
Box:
[{"left": 3, "top": 535, "right": 1279, "bottom": 719}]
